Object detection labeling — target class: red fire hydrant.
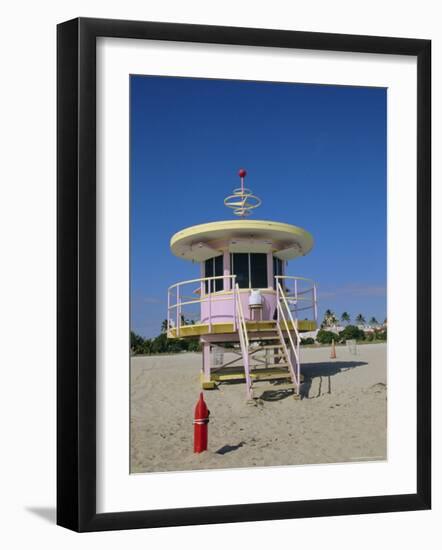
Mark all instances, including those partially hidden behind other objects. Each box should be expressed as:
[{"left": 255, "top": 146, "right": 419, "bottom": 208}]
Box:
[{"left": 193, "top": 392, "right": 210, "bottom": 453}]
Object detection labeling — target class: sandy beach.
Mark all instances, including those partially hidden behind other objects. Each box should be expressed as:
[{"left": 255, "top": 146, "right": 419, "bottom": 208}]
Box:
[{"left": 130, "top": 342, "right": 387, "bottom": 473}]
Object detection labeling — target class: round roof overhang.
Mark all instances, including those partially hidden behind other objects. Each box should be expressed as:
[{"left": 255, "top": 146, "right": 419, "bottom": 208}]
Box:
[{"left": 170, "top": 220, "right": 314, "bottom": 262}]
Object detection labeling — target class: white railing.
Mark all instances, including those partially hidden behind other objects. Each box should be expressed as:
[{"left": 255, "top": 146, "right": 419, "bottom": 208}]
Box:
[
  {"left": 168, "top": 274, "right": 317, "bottom": 338},
  {"left": 234, "top": 283, "right": 252, "bottom": 399},
  {"left": 276, "top": 282, "right": 301, "bottom": 394},
  {"left": 275, "top": 275, "right": 318, "bottom": 322},
  {"left": 167, "top": 275, "right": 236, "bottom": 337}
]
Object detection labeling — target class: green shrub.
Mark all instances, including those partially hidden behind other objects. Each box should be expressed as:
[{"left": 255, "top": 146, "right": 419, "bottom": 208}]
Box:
[
  {"left": 316, "top": 330, "right": 340, "bottom": 345},
  {"left": 187, "top": 339, "right": 202, "bottom": 352},
  {"left": 141, "top": 339, "right": 152, "bottom": 354},
  {"left": 131, "top": 325, "right": 203, "bottom": 355},
  {"left": 301, "top": 337, "right": 315, "bottom": 345},
  {"left": 150, "top": 333, "right": 169, "bottom": 354},
  {"left": 130, "top": 331, "right": 145, "bottom": 355},
  {"left": 339, "top": 325, "right": 365, "bottom": 342}
]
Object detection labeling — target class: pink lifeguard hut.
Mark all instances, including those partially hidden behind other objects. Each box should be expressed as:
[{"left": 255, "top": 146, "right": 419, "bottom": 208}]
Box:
[{"left": 167, "top": 169, "right": 318, "bottom": 400}]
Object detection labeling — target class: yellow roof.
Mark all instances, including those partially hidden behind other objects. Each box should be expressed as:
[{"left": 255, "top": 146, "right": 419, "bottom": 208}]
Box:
[{"left": 170, "top": 219, "right": 314, "bottom": 261}]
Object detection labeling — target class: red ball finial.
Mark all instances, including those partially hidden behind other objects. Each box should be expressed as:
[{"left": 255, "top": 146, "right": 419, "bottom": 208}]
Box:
[{"left": 238, "top": 168, "right": 247, "bottom": 178}]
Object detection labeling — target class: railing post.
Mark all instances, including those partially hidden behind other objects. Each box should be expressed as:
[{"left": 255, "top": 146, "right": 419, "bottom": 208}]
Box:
[
  {"left": 233, "top": 277, "right": 237, "bottom": 331},
  {"left": 313, "top": 285, "right": 318, "bottom": 322},
  {"left": 208, "top": 284, "right": 212, "bottom": 333},
  {"left": 176, "top": 285, "right": 180, "bottom": 337},
  {"left": 167, "top": 288, "right": 170, "bottom": 336},
  {"left": 297, "top": 329, "right": 301, "bottom": 388},
  {"left": 276, "top": 282, "right": 280, "bottom": 323}
]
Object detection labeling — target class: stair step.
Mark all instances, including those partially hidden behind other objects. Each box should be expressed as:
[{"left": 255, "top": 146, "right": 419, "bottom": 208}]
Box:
[
  {"left": 251, "top": 363, "right": 290, "bottom": 370},
  {"left": 252, "top": 367, "right": 290, "bottom": 374},
  {"left": 255, "top": 361, "right": 282, "bottom": 367},
  {"left": 253, "top": 382, "right": 295, "bottom": 394},
  {"left": 258, "top": 344, "right": 284, "bottom": 349},
  {"left": 250, "top": 361, "right": 286, "bottom": 368},
  {"left": 252, "top": 357, "right": 287, "bottom": 363},
  {"left": 251, "top": 372, "right": 292, "bottom": 381}
]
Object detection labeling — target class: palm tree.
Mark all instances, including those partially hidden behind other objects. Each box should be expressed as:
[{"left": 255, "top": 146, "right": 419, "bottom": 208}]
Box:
[
  {"left": 356, "top": 313, "right": 365, "bottom": 326},
  {"left": 369, "top": 316, "right": 378, "bottom": 327},
  {"left": 323, "top": 309, "right": 336, "bottom": 328},
  {"left": 341, "top": 312, "right": 350, "bottom": 325},
  {"left": 130, "top": 331, "right": 144, "bottom": 352}
]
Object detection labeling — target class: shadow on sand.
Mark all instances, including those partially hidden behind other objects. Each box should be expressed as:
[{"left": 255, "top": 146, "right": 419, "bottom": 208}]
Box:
[
  {"left": 301, "top": 360, "right": 368, "bottom": 399},
  {"left": 216, "top": 360, "right": 368, "bottom": 401},
  {"left": 216, "top": 442, "right": 245, "bottom": 455}
]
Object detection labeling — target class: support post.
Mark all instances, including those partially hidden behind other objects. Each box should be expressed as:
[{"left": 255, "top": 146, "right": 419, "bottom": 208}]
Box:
[
  {"left": 200, "top": 341, "right": 217, "bottom": 390},
  {"left": 223, "top": 250, "right": 230, "bottom": 291},
  {"left": 203, "top": 342, "right": 211, "bottom": 381},
  {"left": 290, "top": 343, "right": 301, "bottom": 395}
]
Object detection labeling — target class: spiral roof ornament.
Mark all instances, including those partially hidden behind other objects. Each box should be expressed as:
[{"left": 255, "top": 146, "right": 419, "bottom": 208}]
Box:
[{"left": 224, "top": 169, "right": 262, "bottom": 217}]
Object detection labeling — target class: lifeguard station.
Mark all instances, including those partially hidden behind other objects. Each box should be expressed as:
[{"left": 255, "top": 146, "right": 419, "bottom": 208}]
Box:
[{"left": 167, "top": 169, "right": 318, "bottom": 400}]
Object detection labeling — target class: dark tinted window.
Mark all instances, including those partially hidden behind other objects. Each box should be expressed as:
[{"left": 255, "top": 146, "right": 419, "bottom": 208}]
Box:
[
  {"left": 205, "top": 257, "right": 214, "bottom": 278},
  {"left": 214, "top": 255, "right": 223, "bottom": 291},
  {"left": 205, "top": 255, "right": 223, "bottom": 292},
  {"left": 231, "top": 253, "right": 249, "bottom": 288},
  {"left": 231, "top": 253, "right": 268, "bottom": 289},
  {"left": 251, "top": 253, "right": 268, "bottom": 288}
]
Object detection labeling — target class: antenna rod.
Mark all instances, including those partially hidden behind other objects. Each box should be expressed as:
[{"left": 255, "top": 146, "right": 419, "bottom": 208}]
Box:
[
  {"left": 224, "top": 168, "right": 261, "bottom": 217},
  {"left": 238, "top": 168, "right": 246, "bottom": 194},
  {"left": 238, "top": 168, "right": 247, "bottom": 217}
]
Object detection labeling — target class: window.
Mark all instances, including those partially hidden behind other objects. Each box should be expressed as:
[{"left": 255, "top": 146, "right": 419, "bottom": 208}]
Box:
[
  {"left": 273, "top": 256, "right": 283, "bottom": 288},
  {"left": 251, "top": 253, "right": 268, "bottom": 288},
  {"left": 231, "top": 253, "right": 268, "bottom": 289},
  {"left": 230, "top": 253, "right": 249, "bottom": 288},
  {"left": 204, "top": 255, "right": 223, "bottom": 292}
]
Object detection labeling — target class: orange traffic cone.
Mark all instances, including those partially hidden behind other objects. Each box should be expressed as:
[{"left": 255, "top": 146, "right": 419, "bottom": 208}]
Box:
[{"left": 330, "top": 338, "right": 337, "bottom": 359}]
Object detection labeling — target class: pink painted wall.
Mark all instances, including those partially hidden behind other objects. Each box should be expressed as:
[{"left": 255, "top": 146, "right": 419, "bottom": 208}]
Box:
[{"left": 200, "top": 290, "right": 277, "bottom": 324}]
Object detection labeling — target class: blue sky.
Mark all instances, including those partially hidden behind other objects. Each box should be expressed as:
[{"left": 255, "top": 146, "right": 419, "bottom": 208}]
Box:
[{"left": 130, "top": 76, "right": 386, "bottom": 338}]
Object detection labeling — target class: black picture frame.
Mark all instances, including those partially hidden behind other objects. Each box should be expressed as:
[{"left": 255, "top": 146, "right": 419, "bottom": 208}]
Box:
[{"left": 57, "top": 17, "right": 431, "bottom": 532}]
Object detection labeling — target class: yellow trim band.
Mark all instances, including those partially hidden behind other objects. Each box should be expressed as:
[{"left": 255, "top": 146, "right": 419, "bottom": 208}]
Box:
[{"left": 171, "top": 219, "right": 313, "bottom": 249}]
